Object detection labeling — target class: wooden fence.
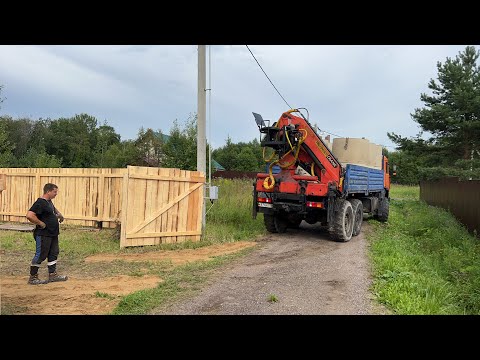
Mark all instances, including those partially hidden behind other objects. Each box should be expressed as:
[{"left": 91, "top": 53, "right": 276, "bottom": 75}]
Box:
[
  {"left": 419, "top": 177, "right": 480, "bottom": 236},
  {"left": 0, "top": 166, "right": 204, "bottom": 247}
]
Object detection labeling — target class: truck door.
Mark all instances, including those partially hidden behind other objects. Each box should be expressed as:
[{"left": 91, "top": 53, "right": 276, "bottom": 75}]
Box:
[{"left": 383, "top": 156, "right": 390, "bottom": 190}]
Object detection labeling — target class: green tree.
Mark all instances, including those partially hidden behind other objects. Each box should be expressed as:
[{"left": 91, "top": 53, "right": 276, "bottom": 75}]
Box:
[
  {"left": 101, "top": 141, "right": 139, "bottom": 168},
  {"left": 0, "top": 121, "right": 15, "bottom": 166},
  {"left": 94, "top": 122, "right": 121, "bottom": 167},
  {"left": 0, "top": 85, "right": 4, "bottom": 110},
  {"left": 134, "top": 127, "right": 164, "bottom": 167},
  {"left": 388, "top": 46, "right": 480, "bottom": 181},
  {"left": 162, "top": 114, "right": 199, "bottom": 170},
  {"left": 46, "top": 114, "right": 98, "bottom": 167}
]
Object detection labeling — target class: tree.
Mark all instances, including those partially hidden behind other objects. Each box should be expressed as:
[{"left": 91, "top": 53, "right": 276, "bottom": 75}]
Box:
[
  {"left": 94, "top": 122, "right": 121, "bottom": 167},
  {"left": 0, "top": 121, "right": 15, "bottom": 166},
  {"left": 0, "top": 85, "right": 5, "bottom": 110},
  {"left": 134, "top": 127, "right": 164, "bottom": 167},
  {"left": 388, "top": 46, "right": 480, "bottom": 180},
  {"left": 46, "top": 114, "right": 99, "bottom": 167},
  {"left": 162, "top": 114, "right": 199, "bottom": 170}
]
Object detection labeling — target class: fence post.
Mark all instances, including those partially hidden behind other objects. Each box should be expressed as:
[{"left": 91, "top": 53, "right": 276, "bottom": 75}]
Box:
[{"left": 120, "top": 173, "right": 129, "bottom": 248}]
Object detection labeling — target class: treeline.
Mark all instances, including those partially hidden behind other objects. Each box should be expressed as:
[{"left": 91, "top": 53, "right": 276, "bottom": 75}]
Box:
[
  {"left": 0, "top": 109, "right": 267, "bottom": 171},
  {"left": 0, "top": 113, "right": 205, "bottom": 170}
]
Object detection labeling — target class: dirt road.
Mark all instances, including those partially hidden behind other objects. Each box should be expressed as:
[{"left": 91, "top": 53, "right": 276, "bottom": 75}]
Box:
[{"left": 155, "top": 222, "right": 383, "bottom": 315}]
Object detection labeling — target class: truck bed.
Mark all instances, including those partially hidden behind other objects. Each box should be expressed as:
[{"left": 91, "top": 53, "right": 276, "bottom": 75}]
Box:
[{"left": 343, "top": 164, "right": 384, "bottom": 195}]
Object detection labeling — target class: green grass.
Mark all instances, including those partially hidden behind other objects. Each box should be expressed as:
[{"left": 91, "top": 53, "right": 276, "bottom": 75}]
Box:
[
  {"left": 111, "top": 247, "right": 255, "bottom": 315},
  {"left": 267, "top": 294, "right": 278, "bottom": 303},
  {"left": 368, "top": 184, "right": 480, "bottom": 314},
  {"left": 0, "top": 226, "right": 120, "bottom": 260},
  {"left": 389, "top": 184, "right": 419, "bottom": 201},
  {"left": 204, "top": 178, "right": 266, "bottom": 242},
  {"left": 94, "top": 291, "right": 117, "bottom": 300}
]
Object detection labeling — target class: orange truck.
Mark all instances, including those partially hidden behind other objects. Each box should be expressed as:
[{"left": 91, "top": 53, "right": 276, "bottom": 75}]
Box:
[{"left": 252, "top": 109, "right": 390, "bottom": 242}]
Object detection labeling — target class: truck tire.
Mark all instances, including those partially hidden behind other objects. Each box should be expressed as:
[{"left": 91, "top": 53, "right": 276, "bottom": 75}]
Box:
[
  {"left": 263, "top": 214, "right": 277, "bottom": 233},
  {"left": 274, "top": 214, "right": 288, "bottom": 233},
  {"left": 349, "top": 199, "right": 363, "bottom": 237},
  {"left": 377, "top": 198, "right": 389, "bottom": 223},
  {"left": 287, "top": 215, "right": 303, "bottom": 229},
  {"left": 330, "top": 199, "right": 354, "bottom": 242}
]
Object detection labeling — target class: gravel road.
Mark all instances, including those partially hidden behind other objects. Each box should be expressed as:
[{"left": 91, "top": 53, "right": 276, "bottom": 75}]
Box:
[{"left": 156, "top": 222, "right": 385, "bottom": 315}]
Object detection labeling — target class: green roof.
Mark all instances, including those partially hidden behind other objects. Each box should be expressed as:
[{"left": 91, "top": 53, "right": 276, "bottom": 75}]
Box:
[{"left": 211, "top": 159, "right": 225, "bottom": 171}]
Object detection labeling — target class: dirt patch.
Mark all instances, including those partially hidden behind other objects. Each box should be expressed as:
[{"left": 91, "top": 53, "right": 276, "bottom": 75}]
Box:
[
  {"left": 1, "top": 241, "right": 256, "bottom": 315},
  {"left": 1, "top": 275, "right": 161, "bottom": 315},
  {"left": 85, "top": 242, "right": 256, "bottom": 265}
]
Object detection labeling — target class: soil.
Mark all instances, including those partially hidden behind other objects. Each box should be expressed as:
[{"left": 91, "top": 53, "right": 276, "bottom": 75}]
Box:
[{"left": 0, "top": 242, "right": 255, "bottom": 315}]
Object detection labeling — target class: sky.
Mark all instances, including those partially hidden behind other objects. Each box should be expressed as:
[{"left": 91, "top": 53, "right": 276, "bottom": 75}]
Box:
[{"left": 0, "top": 45, "right": 474, "bottom": 150}]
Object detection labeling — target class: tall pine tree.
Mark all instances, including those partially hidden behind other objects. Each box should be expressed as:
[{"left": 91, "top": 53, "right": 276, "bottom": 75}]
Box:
[{"left": 388, "top": 46, "right": 480, "bottom": 179}]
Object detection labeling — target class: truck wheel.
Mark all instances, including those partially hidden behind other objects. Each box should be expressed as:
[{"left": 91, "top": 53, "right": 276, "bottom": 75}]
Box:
[
  {"left": 349, "top": 199, "right": 363, "bottom": 236},
  {"left": 330, "top": 199, "right": 354, "bottom": 242},
  {"left": 263, "top": 214, "right": 277, "bottom": 233},
  {"left": 274, "top": 214, "right": 288, "bottom": 233},
  {"left": 377, "top": 198, "right": 389, "bottom": 223},
  {"left": 287, "top": 215, "right": 303, "bottom": 229}
]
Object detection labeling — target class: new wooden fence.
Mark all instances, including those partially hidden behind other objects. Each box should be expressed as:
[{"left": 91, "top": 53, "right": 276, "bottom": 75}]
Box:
[
  {"left": 0, "top": 166, "right": 204, "bottom": 247},
  {"left": 420, "top": 177, "right": 480, "bottom": 237}
]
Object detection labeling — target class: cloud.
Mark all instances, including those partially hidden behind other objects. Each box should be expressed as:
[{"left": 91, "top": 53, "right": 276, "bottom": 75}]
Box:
[{"left": 0, "top": 44, "right": 472, "bottom": 149}]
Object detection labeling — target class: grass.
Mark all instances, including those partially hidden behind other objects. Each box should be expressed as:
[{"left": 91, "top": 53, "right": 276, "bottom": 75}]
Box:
[
  {"left": 94, "top": 291, "right": 117, "bottom": 300},
  {"left": 205, "top": 178, "right": 266, "bottom": 242},
  {"left": 267, "top": 294, "right": 278, "bottom": 303},
  {"left": 368, "top": 184, "right": 480, "bottom": 314}
]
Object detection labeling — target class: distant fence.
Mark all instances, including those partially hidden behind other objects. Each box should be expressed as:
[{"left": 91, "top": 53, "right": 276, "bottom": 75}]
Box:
[
  {"left": 212, "top": 170, "right": 258, "bottom": 180},
  {"left": 0, "top": 166, "right": 204, "bottom": 247},
  {"left": 419, "top": 177, "right": 480, "bottom": 236}
]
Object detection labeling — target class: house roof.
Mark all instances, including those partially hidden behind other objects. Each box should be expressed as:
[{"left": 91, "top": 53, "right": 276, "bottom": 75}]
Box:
[{"left": 211, "top": 159, "right": 225, "bottom": 171}]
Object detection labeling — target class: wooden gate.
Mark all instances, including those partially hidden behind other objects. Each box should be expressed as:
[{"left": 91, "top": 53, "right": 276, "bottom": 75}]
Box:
[{"left": 120, "top": 166, "right": 204, "bottom": 248}]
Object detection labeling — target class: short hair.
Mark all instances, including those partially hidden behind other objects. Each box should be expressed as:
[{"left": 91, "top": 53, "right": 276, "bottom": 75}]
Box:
[{"left": 43, "top": 183, "right": 58, "bottom": 194}]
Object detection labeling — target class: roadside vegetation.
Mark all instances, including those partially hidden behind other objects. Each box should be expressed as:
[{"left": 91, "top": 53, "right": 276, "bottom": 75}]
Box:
[{"left": 368, "top": 184, "right": 480, "bottom": 314}]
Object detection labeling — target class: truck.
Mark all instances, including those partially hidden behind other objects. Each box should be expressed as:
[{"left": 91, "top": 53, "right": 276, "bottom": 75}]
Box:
[{"left": 252, "top": 109, "right": 390, "bottom": 242}]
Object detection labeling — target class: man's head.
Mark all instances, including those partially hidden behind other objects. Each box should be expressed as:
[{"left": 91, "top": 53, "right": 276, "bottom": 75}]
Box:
[{"left": 43, "top": 183, "right": 58, "bottom": 199}]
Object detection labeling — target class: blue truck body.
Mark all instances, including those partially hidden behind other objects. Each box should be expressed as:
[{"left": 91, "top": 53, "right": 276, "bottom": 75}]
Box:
[{"left": 343, "top": 164, "right": 384, "bottom": 195}]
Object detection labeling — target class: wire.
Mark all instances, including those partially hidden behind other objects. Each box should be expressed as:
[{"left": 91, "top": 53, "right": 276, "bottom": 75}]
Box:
[
  {"left": 245, "top": 45, "right": 398, "bottom": 151},
  {"left": 246, "top": 45, "right": 293, "bottom": 109}
]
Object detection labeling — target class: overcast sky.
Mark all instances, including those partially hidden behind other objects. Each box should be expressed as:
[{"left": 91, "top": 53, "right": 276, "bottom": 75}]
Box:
[{"left": 0, "top": 45, "right": 474, "bottom": 150}]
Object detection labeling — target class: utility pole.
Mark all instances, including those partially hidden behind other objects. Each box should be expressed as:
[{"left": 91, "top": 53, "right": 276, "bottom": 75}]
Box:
[{"left": 197, "top": 45, "right": 207, "bottom": 232}]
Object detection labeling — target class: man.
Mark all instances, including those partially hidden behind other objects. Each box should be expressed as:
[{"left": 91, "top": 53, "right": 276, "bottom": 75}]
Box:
[{"left": 26, "top": 183, "right": 68, "bottom": 285}]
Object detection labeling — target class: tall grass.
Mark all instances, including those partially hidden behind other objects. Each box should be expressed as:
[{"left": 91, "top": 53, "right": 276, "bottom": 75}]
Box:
[
  {"left": 204, "top": 178, "right": 265, "bottom": 242},
  {"left": 368, "top": 184, "right": 480, "bottom": 314},
  {"left": 0, "top": 226, "right": 119, "bottom": 257}
]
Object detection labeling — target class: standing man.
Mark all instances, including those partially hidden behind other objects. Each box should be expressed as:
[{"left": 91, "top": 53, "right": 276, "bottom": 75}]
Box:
[{"left": 26, "top": 183, "right": 68, "bottom": 285}]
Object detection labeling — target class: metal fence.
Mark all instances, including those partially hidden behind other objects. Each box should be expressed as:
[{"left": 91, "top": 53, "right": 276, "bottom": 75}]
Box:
[{"left": 419, "top": 177, "right": 480, "bottom": 237}]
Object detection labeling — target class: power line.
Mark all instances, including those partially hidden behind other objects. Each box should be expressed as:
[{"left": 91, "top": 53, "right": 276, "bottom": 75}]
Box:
[
  {"left": 246, "top": 45, "right": 293, "bottom": 109},
  {"left": 245, "top": 45, "right": 398, "bottom": 151}
]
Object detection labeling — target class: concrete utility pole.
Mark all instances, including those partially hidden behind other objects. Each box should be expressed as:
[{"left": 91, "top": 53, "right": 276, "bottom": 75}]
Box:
[{"left": 197, "top": 45, "right": 207, "bottom": 231}]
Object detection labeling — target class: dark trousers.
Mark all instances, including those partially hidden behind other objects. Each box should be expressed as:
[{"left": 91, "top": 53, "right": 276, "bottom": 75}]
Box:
[{"left": 30, "top": 234, "right": 59, "bottom": 275}]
